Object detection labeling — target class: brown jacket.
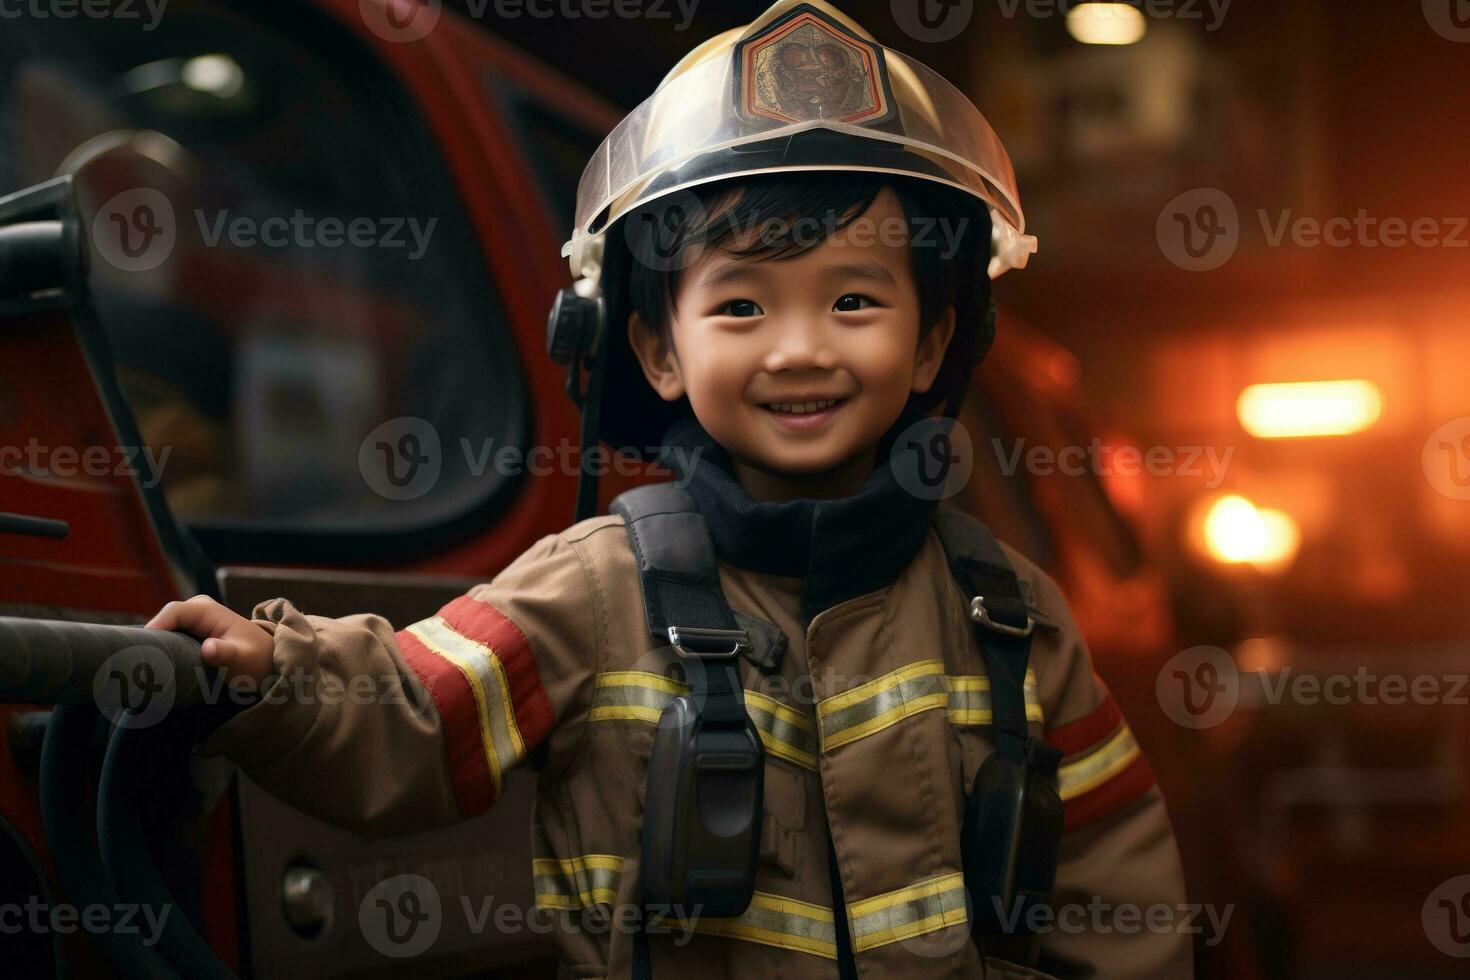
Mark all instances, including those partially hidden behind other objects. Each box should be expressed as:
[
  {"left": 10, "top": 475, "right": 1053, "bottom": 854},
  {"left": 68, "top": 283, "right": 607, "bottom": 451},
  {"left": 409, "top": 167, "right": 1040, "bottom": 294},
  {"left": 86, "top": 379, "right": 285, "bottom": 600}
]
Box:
[{"left": 202, "top": 513, "right": 1192, "bottom": 979}]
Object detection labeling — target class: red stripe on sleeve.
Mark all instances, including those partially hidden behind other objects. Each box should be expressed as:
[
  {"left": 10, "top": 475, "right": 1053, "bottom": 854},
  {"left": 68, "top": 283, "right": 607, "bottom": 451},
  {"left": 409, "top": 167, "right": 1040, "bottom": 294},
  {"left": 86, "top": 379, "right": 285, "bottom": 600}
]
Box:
[
  {"left": 1046, "top": 694, "right": 1157, "bottom": 831},
  {"left": 439, "top": 595, "right": 557, "bottom": 752},
  {"left": 1061, "top": 754, "right": 1156, "bottom": 832},
  {"left": 1044, "top": 694, "right": 1123, "bottom": 756},
  {"left": 396, "top": 627, "right": 495, "bottom": 817}
]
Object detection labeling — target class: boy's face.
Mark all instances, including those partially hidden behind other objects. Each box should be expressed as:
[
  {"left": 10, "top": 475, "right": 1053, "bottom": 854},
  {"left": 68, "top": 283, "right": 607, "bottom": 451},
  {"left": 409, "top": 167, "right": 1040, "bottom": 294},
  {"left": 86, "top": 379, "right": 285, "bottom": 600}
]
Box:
[{"left": 628, "top": 187, "right": 956, "bottom": 481}]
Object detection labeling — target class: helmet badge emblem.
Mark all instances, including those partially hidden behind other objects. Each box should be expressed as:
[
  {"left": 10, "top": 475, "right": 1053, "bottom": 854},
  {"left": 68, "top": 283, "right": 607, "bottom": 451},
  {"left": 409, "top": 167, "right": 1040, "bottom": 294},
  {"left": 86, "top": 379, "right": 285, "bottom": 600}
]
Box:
[{"left": 735, "top": 6, "right": 894, "bottom": 126}]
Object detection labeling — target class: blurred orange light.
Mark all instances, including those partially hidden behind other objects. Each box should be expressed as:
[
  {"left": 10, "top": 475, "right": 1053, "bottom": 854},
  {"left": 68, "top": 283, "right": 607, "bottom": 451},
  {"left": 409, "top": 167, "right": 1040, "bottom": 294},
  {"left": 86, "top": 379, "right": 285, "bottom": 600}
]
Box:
[
  {"left": 1236, "top": 380, "right": 1383, "bottom": 438},
  {"left": 1202, "top": 495, "right": 1302, "bottom": 572},
  {"left": 1066, "top": 3, "right": 1148, "bottom": 45},
  {"left": 1048, "top": 350, "right": 1082, "bottom": 388}
]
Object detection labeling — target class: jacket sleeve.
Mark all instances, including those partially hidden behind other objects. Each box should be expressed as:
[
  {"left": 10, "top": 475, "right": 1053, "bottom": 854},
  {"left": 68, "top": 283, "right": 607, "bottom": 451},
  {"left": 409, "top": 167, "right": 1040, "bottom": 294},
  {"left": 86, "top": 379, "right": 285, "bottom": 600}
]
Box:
[
  {"left": 1023, "top": 564, "right": 1194, "bottom": 980},
  {"left": 197, "top": 531, "right": 599, "bottom": 836}
]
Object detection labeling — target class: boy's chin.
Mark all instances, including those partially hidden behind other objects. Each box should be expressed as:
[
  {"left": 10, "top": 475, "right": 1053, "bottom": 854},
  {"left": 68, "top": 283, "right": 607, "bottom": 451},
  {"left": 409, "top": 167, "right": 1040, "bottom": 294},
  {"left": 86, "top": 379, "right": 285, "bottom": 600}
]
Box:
[{"left": 737, "top": 441, "right": 874, "bottom": 478}]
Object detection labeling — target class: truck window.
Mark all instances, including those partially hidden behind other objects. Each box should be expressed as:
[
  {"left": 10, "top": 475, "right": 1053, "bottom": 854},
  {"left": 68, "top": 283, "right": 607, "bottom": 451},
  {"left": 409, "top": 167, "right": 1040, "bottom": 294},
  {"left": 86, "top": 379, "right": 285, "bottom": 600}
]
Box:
[{"left": 0, "top": 1, "right": 527, "bottom": 563}]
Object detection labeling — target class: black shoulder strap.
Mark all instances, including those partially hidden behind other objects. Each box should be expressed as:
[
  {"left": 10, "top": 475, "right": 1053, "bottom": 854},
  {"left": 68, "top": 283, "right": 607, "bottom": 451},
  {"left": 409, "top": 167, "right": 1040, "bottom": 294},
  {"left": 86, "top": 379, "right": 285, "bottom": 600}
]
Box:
[
  {"left": 931, "top": 507, "right": 1039, "bottom": 766},
  {"left": 610, "top": 483, "right": 741, "bottom": 641},
  {"left": 611, "top": 483, "right": 756, "bottom": 980},
  {"left": 610, "top": 482, "right": 753, "bottom": 731}
]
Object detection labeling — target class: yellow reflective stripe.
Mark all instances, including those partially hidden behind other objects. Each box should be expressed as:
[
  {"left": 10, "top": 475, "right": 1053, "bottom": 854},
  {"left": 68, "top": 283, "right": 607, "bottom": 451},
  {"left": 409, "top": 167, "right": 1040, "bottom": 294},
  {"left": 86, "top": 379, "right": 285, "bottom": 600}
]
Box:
[
  {"left": 590, "top": 665, "right": 1044, "bottom": 763},
  {"left": 598, "top": 670, "right": 689, "bottom": 696},
  {"left": 818, "top": 663, "right": 1047, "bottom": 751},
  {"left": 944, "top": 669, "right": 1044, "bottom": 726},
  {"left": 588, "top": 670, "right": 683, "bottom": 723},
  {"left": 818, "top": 659, "right": 944, "bottom": 715},
  {"left": 1058, "top": 723, "right": 1141, "bottom": 801},
  {"left": 589, "top": 673, "right": 819, "bottom": 770},
  {"left": 745, "top": 689, "right": 818, "bottom": 771},
  {"left": 817, "top": 660, "right": 948, "bottom": 751},
  {"left": 744, "top": 688, "right": 815, "bottom": 735},
  {"left": 846, "top": 872, "right": 968, "bottom": 952},
  {"left": 690, "top": 891, "right": 837, "bottom": 959},
  {"left": 532, "top": 854, "right": 625, "bottom": 909},
  {"left": 404, "top": 616, "right": 524, "bottom": 794}
]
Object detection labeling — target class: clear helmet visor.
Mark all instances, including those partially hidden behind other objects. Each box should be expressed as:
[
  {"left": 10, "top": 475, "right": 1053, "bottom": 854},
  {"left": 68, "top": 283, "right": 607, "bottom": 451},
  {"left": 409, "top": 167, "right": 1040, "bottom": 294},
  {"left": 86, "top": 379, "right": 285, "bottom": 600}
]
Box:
[{"left": 563, "top": 3, "right": 1036, "bottom": 280}]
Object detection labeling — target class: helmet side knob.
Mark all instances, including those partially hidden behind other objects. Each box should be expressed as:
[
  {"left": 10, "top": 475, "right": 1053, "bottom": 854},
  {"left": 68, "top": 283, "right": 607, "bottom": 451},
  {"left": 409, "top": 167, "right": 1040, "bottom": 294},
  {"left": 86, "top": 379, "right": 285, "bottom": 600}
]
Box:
[{"left": 547, "top": 286, "right": 603, "bottom": 365}]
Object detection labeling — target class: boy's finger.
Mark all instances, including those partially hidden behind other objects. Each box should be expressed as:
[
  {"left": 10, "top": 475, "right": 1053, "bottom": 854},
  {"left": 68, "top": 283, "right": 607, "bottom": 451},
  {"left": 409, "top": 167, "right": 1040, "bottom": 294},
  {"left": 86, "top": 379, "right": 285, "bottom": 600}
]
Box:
[
  {"left": 201, "top": 637, "right": 229, "bottom": 664},
  {"left": 147, "top": 596, "right": 229, "bottom": 639},
  {"left": 144, "top": 600, "right": 184, "bottom": 631}
]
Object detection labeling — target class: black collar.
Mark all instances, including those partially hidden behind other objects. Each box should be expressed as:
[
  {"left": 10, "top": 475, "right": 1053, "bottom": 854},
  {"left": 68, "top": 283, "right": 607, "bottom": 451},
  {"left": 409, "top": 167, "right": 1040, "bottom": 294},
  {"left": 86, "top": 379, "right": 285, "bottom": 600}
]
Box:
[{"left": 662, "top": 408, "right": 944, "bottom": 626}]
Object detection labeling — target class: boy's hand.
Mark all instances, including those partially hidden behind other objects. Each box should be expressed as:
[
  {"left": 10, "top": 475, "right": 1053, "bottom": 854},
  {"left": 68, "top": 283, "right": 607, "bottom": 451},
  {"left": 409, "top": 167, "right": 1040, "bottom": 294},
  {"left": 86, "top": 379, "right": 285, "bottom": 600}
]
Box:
[{"left": 146, "top": 595, "right": 274, "bottom": 684}]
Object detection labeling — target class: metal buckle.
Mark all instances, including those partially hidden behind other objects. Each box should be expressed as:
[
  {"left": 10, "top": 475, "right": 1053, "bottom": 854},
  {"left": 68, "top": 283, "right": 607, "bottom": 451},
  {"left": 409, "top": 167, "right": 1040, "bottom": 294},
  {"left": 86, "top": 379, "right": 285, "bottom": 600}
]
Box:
[
  {"left": 969, "top": 597, "right": 1035, "bottom": 638},
  {"left": 666, "top": 626, "right": 750, "bottom": 660}
]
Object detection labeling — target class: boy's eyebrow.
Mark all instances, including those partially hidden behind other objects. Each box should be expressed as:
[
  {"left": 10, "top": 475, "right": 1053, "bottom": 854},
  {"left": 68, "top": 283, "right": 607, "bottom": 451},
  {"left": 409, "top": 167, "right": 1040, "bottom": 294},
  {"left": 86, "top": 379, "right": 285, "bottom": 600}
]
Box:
[
  {"left": 823, "top": 262, "right": 898, "bottom": 287},
  {"left": 700, "top": 260, "right": 898, "bottom": 290},
  {"left": 700, "top": 262, "right": 766, "bottom": 289}
]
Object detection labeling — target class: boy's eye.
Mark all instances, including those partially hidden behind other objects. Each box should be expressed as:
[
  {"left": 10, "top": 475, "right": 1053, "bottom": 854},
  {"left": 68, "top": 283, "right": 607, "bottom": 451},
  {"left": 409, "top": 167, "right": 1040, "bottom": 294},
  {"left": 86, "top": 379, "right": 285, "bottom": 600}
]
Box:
[
  {"left": 720, "top": 299, "right": 764, "bottom": 317},
  {"left": 833, "top": 293, "right": 876, "bottom": 312}
]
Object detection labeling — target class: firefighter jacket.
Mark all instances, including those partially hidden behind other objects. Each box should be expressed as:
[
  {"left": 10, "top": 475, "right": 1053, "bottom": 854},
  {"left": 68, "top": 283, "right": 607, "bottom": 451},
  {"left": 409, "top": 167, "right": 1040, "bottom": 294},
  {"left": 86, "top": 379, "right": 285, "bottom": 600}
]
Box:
[{"left": 200, "top": 418, "right": 1192, "bottom": 979}]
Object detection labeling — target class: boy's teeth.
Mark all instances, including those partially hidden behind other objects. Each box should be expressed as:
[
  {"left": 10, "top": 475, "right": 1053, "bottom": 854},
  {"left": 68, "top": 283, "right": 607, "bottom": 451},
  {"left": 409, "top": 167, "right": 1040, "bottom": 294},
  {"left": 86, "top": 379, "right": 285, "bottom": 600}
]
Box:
[{"left": 768, "top": 399, "right": 838, "bottom": 415}]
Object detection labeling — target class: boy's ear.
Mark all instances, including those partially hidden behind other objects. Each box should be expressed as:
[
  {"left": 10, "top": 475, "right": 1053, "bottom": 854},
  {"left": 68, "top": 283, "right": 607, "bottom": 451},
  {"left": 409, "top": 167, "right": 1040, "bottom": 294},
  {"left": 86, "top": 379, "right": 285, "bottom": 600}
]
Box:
[
  {"left": 626, "top": 311, "right": 687, "bottom": 402},
  {"left": 911, "top": 305, "right": 958, "bottom": 394}
]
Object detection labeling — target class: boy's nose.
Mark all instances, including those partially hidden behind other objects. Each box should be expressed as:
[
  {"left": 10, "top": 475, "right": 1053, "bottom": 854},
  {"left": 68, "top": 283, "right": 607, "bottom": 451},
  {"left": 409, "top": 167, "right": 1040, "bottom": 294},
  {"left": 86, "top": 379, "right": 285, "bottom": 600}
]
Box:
[{"left": 761, "top": 319, "right": 838, "bottom": 374}]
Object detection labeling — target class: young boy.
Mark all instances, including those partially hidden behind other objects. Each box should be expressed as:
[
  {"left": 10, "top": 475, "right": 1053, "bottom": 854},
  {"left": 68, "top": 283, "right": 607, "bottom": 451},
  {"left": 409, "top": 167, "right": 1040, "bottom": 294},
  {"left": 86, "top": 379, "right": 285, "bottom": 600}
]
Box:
[{"left": 149, "top": 2, "right": 1191, "bottom": 976}]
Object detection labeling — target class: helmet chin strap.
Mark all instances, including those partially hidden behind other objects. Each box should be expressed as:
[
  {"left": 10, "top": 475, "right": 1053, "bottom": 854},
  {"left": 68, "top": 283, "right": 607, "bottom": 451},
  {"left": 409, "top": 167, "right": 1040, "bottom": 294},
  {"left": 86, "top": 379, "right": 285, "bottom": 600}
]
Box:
[{"left": 546, "top": 276, "right": 611, "bottom": 523}]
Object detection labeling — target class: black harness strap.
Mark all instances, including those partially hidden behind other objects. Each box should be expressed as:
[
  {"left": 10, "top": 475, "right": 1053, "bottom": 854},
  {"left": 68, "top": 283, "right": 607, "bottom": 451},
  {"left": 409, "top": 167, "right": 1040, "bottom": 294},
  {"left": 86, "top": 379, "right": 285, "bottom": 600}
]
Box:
[
  {"left": 611, "top": 485, "right": 764, "bottom": 979},
  {"left": 932, "top": 508, "right": 1038, "bottom": 765},
  {"left": 932, "top": 507, "right": 1064, "bottom": 961},
  {"left": 611, "top": 483, "right": 750, "bottom": 727},
  {"left": 613, "top": 484, "right": 737, "bottom": 638}
]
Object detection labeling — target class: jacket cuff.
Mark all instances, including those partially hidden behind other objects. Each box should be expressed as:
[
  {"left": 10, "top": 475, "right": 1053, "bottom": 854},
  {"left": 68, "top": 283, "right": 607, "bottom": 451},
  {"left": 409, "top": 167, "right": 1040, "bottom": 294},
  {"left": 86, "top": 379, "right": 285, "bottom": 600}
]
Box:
[{"left": 196, "top": 598, "right": 323, "bottom": 768}]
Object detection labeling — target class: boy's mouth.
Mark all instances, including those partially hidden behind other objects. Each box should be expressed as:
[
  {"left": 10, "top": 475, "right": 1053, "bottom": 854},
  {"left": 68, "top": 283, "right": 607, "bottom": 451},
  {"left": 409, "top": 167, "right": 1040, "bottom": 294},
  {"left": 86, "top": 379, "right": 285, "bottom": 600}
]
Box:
[{"left": 757, "top": 397, "right": 849, "bottom": 429}]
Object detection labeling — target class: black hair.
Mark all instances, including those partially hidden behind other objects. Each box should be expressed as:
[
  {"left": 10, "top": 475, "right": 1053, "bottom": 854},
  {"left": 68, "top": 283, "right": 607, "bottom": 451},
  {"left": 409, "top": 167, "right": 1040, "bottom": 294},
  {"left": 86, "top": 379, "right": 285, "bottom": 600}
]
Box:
[{"left": 624, "top": 171, "right": 989, "bottom": 346}]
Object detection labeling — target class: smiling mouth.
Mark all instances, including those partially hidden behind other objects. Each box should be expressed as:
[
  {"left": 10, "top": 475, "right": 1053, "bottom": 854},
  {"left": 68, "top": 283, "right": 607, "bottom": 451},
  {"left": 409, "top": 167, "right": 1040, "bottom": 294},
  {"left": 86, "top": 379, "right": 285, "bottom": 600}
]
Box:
[
  {"left": 757, "top": 398, "right": 850, "bottom": 431},
  {"left": 759, "top": 398, "right": 846, "bottom": 416}
]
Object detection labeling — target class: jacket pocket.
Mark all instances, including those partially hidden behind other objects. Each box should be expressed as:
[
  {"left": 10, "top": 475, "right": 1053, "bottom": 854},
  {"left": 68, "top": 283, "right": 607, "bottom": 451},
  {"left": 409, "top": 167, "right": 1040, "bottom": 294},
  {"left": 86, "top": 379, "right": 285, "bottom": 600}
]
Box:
[{"left": 758, "top": 762, "right": 806, "bottom": 878}]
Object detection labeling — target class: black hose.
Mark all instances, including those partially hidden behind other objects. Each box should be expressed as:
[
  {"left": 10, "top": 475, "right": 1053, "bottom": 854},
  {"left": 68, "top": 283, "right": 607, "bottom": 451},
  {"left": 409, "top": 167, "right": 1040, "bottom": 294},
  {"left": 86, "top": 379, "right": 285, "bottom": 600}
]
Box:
[
  {"left": 39, "top": 705, "right": 182, "bottom": 980},
  {"left": 25, "top": 622, "right": 248, "bottom": 978},
  {"left": 0, "top": 617, "right": 216, "bottom": 707},
  {"left": 98, "top": 717, "right": 239, "bottom": 980},
  {"left": 0, "top": 220, "right": 65, "bottom": 299}
]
